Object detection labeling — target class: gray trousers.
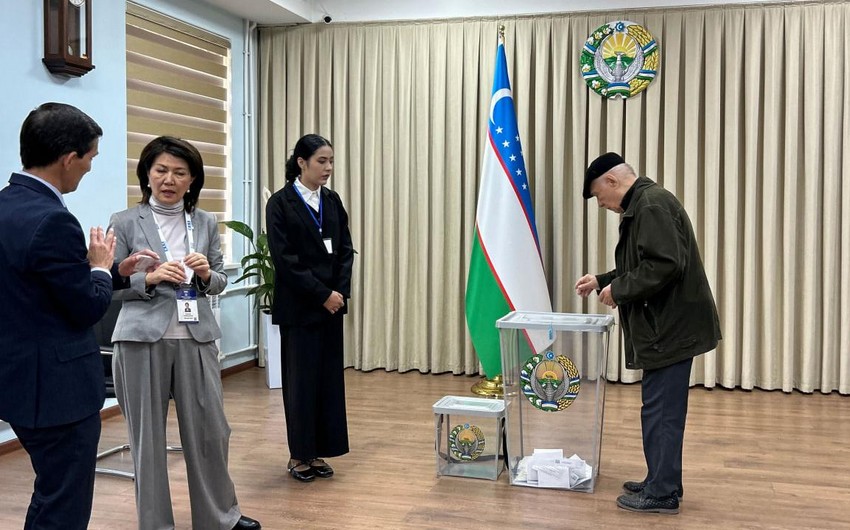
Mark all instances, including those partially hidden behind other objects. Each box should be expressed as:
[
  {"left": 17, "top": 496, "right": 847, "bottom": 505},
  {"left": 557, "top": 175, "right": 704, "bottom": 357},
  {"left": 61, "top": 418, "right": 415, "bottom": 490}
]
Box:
[{"left": 113, "top": 339, "right": 241, "bottom": 530}]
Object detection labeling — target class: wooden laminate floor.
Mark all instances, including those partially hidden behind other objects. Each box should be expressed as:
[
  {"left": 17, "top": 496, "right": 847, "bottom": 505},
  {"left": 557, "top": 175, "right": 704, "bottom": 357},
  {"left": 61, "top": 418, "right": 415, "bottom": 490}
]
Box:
[{"left": 1, "top": 368, "right": 848, "bottom": 529}]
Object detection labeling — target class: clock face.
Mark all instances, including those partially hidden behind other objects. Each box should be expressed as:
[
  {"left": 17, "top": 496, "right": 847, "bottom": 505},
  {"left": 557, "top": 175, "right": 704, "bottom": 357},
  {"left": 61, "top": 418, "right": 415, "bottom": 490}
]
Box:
[{"left": 69, "top": 0, "right": 85, "bottom": 6}]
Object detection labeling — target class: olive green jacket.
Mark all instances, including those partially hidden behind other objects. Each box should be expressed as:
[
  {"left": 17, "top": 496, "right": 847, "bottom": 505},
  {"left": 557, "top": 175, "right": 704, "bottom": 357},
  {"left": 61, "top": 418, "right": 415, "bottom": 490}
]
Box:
[{"left": 596, "top": 177, "right": 721, "bottom": 370}]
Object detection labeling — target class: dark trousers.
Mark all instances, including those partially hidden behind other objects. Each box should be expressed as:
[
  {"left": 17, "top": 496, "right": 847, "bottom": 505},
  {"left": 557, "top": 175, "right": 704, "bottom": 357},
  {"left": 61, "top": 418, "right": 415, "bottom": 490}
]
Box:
[
  {"left": 11, "top": 412, "right": 101, "bottom": 530},
  {"left": 281, "top": 317, "right": 349, "bottom": 461},
  {"left": 640, "top": 357, "right": 693, "bottom": 499}
]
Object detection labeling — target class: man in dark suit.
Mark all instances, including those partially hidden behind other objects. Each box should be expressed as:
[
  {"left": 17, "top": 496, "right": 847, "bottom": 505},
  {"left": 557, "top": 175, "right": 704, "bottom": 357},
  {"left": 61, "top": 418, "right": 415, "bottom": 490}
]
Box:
[{"left": 0, "top": 102, "right": 157, "bottom": 530}]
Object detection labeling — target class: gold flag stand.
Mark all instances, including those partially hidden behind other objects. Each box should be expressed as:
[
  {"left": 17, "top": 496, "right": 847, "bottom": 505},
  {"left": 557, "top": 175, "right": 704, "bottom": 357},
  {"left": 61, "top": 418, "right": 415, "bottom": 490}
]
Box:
[{"left": 471, "top": 375, "right": 503, "bottom": 398}]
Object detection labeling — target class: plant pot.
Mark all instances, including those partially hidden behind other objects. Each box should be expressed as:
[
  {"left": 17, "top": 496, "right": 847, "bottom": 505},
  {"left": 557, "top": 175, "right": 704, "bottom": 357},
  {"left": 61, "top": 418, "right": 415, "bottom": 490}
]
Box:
[{"left": 261, "top": 312, "right": 282, "bottom": 389}]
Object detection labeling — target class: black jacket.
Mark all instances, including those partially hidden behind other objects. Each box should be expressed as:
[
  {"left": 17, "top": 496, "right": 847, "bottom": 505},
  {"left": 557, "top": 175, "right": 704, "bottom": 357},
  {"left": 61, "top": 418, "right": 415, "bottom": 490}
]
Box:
[
  {"left": 266, "top": 182, "right": 354, "bottom": 327},
  {"left": 597, "top": 176, "right": 721, "bottom": 370}
]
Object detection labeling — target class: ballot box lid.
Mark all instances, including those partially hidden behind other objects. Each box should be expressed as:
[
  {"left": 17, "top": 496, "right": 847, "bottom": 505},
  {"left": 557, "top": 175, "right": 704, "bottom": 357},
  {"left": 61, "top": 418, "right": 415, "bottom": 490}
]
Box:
[
  {"left": 496, "top": 311, "right": 614, "bottom": 332},
  {"left": 433, "top": 395, "right": 506, "bottom": 417}
]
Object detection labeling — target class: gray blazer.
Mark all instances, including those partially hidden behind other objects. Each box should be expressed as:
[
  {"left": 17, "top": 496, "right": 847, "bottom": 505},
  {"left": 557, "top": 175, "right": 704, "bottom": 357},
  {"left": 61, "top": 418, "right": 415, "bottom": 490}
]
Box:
[{"left": 108, "top": 204, "right": 227, "bottom": 343}]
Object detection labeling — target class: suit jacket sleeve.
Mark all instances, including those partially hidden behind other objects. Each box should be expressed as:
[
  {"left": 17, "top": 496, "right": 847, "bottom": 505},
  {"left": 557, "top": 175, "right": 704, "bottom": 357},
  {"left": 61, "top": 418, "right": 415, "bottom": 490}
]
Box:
[
  {"left": 110, "top": 262, "right": 131, "bottom": 290},
  {"left": 611, "top": 204, "right": 687, "bottom": 305},
  {"left": 29, "top": 209, "right": 113, "bottom": 328},
  {"left": 266, "top": 192, "right": 333, "bottom": 305},
  {"left": 109, "top": 211, "right": 154, "bottom": 300},
  {"left": 194, "top": 212, "right": 227, "bottom": 295},
  {"left": 596, "top": 269, "right": 617, "bottom": 290},
  {"left": 332, "top": 191, "right": 354, "bottom": 299}
]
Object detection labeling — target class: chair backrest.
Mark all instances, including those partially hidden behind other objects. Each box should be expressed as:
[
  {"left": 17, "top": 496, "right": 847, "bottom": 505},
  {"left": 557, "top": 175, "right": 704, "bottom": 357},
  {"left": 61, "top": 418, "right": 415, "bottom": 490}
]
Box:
[
  {"left": 93, "top": 299, "right": 122, "bottom": 353},
  {"left": 95, "top": 299, "right": 122, "bottom": 398}
]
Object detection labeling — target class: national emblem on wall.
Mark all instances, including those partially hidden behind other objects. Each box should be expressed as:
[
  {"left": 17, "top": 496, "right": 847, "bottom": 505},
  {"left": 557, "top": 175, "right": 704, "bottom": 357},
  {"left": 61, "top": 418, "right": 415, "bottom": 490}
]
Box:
[{"left": 580, "top": 21, "right": 659, "bottom": 99}]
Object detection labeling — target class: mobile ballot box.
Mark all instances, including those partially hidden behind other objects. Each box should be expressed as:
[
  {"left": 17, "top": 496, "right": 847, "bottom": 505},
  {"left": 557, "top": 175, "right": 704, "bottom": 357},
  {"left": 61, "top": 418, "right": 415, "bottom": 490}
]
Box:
[
  {"left": 496, "top": 311, "right": 614, "bottom": 492},
  {"left": 433, "top": 396, "right": 505, "bottom": 480}
]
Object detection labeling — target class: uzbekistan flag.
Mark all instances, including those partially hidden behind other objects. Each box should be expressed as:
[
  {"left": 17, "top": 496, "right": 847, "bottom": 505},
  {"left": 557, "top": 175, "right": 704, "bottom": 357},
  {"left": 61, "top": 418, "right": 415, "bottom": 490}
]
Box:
[{"left": 465, "top": 37, "right": 553, "bottom": 378}]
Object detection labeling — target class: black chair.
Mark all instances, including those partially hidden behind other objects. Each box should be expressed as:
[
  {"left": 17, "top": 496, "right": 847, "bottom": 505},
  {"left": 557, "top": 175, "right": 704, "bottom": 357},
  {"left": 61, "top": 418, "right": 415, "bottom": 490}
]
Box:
[
  {"left": 93, "top": 299, "right": 122, "bottom": 398},
  {"left": 93, "top": 299, "right": 134, "bottom": 479},
  {"left": 94, "top": 299, "right": 181, "bottom": 480}
]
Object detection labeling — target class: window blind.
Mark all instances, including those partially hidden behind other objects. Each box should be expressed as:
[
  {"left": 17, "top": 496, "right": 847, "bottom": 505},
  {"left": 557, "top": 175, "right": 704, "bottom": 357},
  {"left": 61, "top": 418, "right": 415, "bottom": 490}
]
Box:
[{"left": 126, "top": 2, "right": 231, "bottom": 256}]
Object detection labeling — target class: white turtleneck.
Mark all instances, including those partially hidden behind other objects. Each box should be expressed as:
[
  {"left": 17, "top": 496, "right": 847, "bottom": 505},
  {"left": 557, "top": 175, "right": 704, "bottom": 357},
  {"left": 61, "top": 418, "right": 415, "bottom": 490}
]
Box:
[{"left": 149, "top": 196, "right": 193, "bottom": 339}]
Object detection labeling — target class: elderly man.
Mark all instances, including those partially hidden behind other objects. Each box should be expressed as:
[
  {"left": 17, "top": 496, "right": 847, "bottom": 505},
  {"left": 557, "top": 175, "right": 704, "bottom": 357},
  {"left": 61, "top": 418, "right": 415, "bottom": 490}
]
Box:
[{"left": 575, "top": 152, "right": 721, "bottom": 515}]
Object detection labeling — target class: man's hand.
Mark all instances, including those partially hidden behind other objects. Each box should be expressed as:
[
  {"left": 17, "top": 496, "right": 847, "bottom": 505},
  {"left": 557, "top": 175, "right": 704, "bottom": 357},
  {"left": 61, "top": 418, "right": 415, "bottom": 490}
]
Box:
[
  {"left": 574, "top": 274, "right": 599, "bottom": 297},
  {"left": 598, "top": 285, "right": 617, "bottom": 309},
  {"left": 323, "top": 291, "right": 345, "bottom": 314},
  {"left": 117, "top": 249, "right": 160, "bottom": 277},
  {"left": 88, "top": 227, "right": 116, "bottom": 269}
]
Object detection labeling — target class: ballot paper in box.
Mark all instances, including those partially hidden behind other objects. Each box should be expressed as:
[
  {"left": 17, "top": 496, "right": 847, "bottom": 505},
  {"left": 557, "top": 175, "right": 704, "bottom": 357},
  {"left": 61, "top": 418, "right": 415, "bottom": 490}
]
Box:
[{"left": 497, "top": 311, "right": 614, "bottom": 492}]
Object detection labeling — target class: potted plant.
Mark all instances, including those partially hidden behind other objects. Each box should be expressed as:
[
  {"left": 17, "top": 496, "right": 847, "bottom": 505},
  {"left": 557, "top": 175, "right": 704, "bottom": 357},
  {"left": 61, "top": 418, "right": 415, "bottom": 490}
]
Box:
[
  {"left": 221, "top": 219, "right": 281, "bottom": 389},
  {"left": 221, "top": 220, "right": 274, "bottom": 312}
]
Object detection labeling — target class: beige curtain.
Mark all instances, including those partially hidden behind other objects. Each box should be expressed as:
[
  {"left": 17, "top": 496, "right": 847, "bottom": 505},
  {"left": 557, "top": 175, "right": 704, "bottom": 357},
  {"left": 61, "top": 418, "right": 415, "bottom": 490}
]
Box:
[{"left": 258, "top": 0, "right": 850, "bottom": 394}]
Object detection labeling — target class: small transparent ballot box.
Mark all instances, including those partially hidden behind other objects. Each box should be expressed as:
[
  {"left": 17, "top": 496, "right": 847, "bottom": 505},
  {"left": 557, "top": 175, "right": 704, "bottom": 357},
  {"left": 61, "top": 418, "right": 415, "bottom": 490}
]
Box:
[
  {"left": 497, "top": 311, "right": 614, "bottom": 492},
  {"left": 433, "top": 396, "right": 505, "bottom": 480}
]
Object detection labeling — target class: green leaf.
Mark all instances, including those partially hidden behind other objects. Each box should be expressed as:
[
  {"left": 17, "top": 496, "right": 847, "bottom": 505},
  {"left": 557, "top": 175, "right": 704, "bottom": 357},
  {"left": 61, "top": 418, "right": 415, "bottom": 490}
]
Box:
[
  {"left": 232, "top": 272, "right": 259, "bottom": 284},
  {"left": 241, "top": 263, "right": 264, "bottom": 276},
  {"left": 222, "top": 220, "right": 254, "bottom": 242},
  {"left": 222, "top": 224, "right": 274, "bottom": 308},
  {"left": 240, "top": 252, "right": 266, "bottom": 268}
]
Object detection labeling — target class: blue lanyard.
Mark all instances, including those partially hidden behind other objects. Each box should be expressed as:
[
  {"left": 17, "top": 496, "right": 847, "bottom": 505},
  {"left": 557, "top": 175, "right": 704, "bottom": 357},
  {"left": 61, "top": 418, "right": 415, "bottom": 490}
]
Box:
[{"left": 295, "top": 187, "right": 323, "bottom": 234}]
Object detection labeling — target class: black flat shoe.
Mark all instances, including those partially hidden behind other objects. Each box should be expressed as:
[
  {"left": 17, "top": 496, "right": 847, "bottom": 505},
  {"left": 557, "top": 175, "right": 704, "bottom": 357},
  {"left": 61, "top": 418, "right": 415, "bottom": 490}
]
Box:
[
  {"left": 623, "top": 480, "right": 683, "bottom": 500},
  {"left": 232, "top": 515, "right": 261, "bottom": 529},
  {"left": 616, "top": 492, "right": 679, "bottom": 514},
  {"left": 287, "top": 462, "right": 315, "bottom": 482},
  {"left": 309, "top": 459, "right": 334, "bottom": 478}
]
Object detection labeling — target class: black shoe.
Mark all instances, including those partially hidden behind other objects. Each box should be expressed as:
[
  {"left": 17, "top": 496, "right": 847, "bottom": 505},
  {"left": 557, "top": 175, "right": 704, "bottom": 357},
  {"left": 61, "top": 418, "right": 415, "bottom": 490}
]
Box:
[
  {"left": 622, "top": 480, "right": 683, "bottom": 500},
  {"left": 309, "top": 459, "right": 334, "bottom": 478},
  {"left": 288, "top": 462, "right": 316, "bottom": 482},
  {"left": 232, "top": 515, "right": 261, "bottom": 530},
  {"left": 616, "top": 492, "right": 679, "bottom": 514}
]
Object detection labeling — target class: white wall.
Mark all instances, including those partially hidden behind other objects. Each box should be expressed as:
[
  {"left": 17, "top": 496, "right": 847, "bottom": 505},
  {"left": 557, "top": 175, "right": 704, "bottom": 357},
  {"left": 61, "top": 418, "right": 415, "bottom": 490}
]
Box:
[{"left": 0, "top": 1, "right": 128, "bottom": 233}]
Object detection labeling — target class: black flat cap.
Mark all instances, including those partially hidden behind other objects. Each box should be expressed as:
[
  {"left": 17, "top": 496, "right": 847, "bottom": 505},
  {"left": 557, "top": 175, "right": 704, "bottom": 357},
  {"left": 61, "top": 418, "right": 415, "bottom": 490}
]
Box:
[{"left": 583, "top": 152, "right": 625, "bottom": 199}]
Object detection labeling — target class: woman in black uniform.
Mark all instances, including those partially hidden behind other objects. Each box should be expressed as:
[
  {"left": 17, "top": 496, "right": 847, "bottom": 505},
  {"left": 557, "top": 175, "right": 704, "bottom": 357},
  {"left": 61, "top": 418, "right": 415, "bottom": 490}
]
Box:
[{"left": 266, "top": 134, "right": 354, "bottom": 481}]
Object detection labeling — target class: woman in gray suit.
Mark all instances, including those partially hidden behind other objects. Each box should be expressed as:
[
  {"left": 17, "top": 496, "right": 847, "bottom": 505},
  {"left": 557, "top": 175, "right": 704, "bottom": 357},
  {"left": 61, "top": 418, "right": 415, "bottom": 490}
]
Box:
[{"left": 109, "top": 137, "right": 260, "bottom": 530}]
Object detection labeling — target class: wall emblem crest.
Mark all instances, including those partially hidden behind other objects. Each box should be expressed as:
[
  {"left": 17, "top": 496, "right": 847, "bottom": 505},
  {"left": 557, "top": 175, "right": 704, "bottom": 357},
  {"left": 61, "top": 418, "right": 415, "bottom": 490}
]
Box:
[{"left": 581, "top": 21, "right": 659, "bottom": 98}]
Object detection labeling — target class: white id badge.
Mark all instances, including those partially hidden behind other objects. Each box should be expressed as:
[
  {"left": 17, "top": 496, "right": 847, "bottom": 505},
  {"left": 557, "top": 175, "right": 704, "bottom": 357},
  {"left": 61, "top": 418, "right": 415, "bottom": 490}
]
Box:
[
  {"left": 176, "top": 287, "right": 199, "bottom": 323},
  {"left": 323, "top": 238, "right": 333, "bottom": 254}
]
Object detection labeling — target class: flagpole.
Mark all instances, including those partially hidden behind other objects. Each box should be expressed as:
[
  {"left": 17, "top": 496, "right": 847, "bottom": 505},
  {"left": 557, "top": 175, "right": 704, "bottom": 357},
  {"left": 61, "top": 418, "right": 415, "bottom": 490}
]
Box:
[{"left": 471, "top": 23, "right": 508, "bottom": 400}]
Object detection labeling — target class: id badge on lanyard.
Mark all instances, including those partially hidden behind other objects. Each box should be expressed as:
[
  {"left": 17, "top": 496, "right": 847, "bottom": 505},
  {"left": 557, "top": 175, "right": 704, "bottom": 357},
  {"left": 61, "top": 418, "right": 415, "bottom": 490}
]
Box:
[
  {"left": 176, "top": 287, "right": 199, "bottom": 323},
  {"left": 153, "top": 211, "right": 201, "bottom": 323}
]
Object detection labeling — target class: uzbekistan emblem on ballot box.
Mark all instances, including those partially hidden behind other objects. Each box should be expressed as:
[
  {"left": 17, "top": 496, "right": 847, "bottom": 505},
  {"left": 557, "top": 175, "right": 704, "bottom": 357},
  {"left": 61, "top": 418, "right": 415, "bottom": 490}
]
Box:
[
  {"left": 580, "top": 21, "right": 659, "bottom": 99},
  {"left": 521, "top": 351, "right": 581, "bottom": 412},
  {"left": 449, "top": 423, "right": 486, "bottom": 461}
]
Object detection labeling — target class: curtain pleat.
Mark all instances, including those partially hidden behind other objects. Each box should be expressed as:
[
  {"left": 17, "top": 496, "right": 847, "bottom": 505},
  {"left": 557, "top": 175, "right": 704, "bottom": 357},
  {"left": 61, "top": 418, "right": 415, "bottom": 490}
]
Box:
[{"left": 258, "top": 1, "right": 850, "bottom": 393}]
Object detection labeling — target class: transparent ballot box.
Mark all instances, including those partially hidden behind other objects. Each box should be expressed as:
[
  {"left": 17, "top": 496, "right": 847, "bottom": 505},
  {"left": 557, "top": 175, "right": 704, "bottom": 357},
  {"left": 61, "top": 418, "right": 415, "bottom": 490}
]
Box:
[
  {"left": 497, "top": 311, "right": 614, "bottom": 492},
  {"left": 433, "top": 396, "right": 506, "bottom": 480}
]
